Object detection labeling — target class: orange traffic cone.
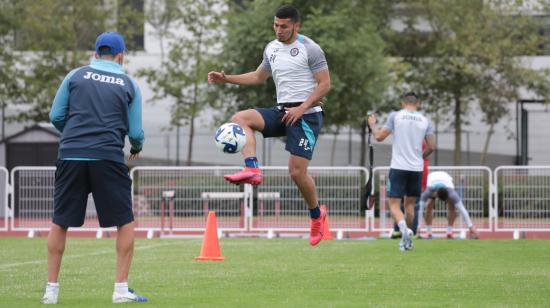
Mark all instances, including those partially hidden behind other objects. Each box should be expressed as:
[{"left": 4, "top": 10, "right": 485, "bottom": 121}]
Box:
[
  {"left": 320, "top": 205, "right": 333, "bottom": 240},
  {"left": 194, "top": 211, "right": 225, "bottom": 261}
]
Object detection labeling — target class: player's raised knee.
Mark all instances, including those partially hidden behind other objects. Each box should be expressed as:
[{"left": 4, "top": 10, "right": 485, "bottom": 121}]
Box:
[{"left": 230, "top": 112, "right": 248, "bottom": 126}]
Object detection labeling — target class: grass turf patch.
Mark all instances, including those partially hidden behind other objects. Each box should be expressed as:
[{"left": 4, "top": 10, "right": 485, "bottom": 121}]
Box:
[{"left": 1, "top": 237, "right": 549, "bottom": 307}]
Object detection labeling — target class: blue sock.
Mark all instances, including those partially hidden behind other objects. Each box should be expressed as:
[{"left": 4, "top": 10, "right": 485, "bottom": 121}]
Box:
[
  {"left": 309, "top": 206, "right": 320, "bottom": 219},
  {"left": 244, "top": 157, "right": 258, "bottom": 169}
]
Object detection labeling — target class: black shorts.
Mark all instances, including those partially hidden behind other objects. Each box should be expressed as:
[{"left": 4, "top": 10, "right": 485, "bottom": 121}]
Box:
[
  {"left": 387, "top": 168, "right": 423, "bottom": 198},
  {"left": 256, "top": 106, "right": 323, "bottom": 160},
  {"left": 53, "top": 160, "right": 134, "bottom": 228}
]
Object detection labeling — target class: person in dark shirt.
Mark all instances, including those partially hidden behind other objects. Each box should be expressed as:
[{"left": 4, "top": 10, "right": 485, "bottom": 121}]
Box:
[{"left": 42, "top": 32, "right": 147, "bottom": 304}]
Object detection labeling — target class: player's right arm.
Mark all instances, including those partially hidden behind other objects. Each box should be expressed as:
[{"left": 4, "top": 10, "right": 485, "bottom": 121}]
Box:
[
  {"left": 368, "top": 112, "right": 393, "bottom": 142},
  {"left": 209, "top": 44, "right": 272, "bottom": 86},
  {"left": 49, "top": 69, "right": 79, "bottom": 132},
  {"left": 208, "top": 66, "right": 270, "bottom": 86}
]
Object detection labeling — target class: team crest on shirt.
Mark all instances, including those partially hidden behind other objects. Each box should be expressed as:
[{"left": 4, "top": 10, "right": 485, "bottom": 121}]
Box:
[{"left": 290, "top": 48, "right": 299, "bottom": 56}]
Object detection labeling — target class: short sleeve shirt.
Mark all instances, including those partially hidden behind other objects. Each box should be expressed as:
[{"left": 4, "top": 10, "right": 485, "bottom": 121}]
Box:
[
  {"left": 421, "top": 171, "right": 460, "bottom": 204},
  {"left": 384, "top": 109, "right": 434, "bottom": 171},
  {"left": 260, "top": 34, "right": 328, "bottom": 104},
  {"left": 426, "top": 171, "right": 455, "bottom": 190}
]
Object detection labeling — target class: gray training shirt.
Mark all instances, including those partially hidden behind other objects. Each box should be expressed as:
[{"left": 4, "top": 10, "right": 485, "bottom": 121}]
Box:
[
  {"left": 384, "top": 109, "right": 434, "bottom": 171},
  {"left": 260, "top": 34, "right": 327, "bottom": 114}
]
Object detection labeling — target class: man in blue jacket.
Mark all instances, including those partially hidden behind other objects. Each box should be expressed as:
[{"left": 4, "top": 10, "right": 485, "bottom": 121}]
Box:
[{"left": 42, "top": 32, "right": 147, "bottom": 304}]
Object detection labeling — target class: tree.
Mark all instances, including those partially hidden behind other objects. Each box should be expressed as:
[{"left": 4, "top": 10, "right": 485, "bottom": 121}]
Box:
[
  {"left": 212, "top": 0, "right": 277, "bottom": 116},
  {"left": 389, "top": 0, "right": 550, "bottom": 164},
  {"left": 302, "top": 2, "right": 390, "bottom": 166},
  {"left": 0, "top": 0, "right": 23, "bottom": 139},
  {"left": 218, "top": 0, "right": 391, "bottom": 166},
  {"left": 9, "top": 1, "right": 106, "bottom": 123},
  {"left": 145, "top": 0, "right": 180, "bottom": 61},
  {"left": 1, "top": 0, "right": 143, "bottom": 125},
  {"left": 139, "top": 0, "right": 224, "bottom": 165}
]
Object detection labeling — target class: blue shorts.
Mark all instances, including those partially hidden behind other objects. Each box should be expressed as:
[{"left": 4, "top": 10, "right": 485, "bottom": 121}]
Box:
[
  {"left": 256, "top": 106, "right": 323, "bottom": 160},
  {"left": 387, "top": 168, "right": 423, "bottom": 198},
  {"left": 53, "top": 160, "right": 134, "bottom": 228}
]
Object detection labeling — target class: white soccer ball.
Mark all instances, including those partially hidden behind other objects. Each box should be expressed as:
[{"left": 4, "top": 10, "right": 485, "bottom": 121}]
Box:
[{"left": 214, "top": 122, "right": 247, "bottom": 154}]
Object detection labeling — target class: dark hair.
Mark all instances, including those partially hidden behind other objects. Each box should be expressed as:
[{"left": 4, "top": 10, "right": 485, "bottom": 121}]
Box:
[
  {"left": 436, "top": 187, "right": 449, "bottom": 201},
  {"left": 403, "top": 91, "right": 419, "bottom": 104},
  {"left": 98, "top": 46, "right": 113, "bottom": 55},
  {"left": 275, "top": 5, "right": 300, "bottom": 23}
]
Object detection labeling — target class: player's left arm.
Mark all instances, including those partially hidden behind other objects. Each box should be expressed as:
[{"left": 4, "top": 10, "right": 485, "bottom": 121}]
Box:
[
  {"left": 423, "top": 121, "right": 436, "bottom": 159},
  {"left": 128, "top": 79, "right": 145, "bottom": 160},
  {"left": 448, "top": 188, "right": 475, "bottom": 228},
  {"left": 282, "top": 69, "right": 330, "bottom": 126},
  {"left": 303, "top": 69, "right": 331, "bottom": 110},
  {"left": 448, "top": 189, "right": 464, "bottom": 211}
]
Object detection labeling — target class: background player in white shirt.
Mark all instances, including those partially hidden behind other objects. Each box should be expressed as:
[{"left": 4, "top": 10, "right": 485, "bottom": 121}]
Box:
[
  {"left": 208, "top": 5, "right": 331, "bottom": 246},
  {"left": 368, "top": 93, "right": 435, "bottom": 251},
  {"left": 419, "top": 171, "right": 480, "bottom": 239}
]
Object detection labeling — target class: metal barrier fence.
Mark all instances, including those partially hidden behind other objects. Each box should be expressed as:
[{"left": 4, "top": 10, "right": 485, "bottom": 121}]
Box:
[
  {"left": 10, "top": 167, "right": 102, "bottom": 231},
  {"left": 5, "top": 165, "right": 550, "bottom": 234},
  {"left": 131, "top": 166, "right": 368, "bottom": 233},
  {"left": 370, "top": 166, "right": 492, "bottom": 233},
  {"left": 252, "top": 167, "right": 368, "bottom": 231},
  {"left": 495, "top": 166, "right": 550, "bottom": 231},
  {"left": 0, "top": 167, "right": 8, "bottom": 231},
  {"left": 131, "top": 167, "right": 248, "bottom": 232}
]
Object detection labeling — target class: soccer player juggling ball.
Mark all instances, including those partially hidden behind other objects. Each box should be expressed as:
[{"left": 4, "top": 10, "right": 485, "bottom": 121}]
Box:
[{"left": 208, "top": 5, "right": 331, "bottom": 246}]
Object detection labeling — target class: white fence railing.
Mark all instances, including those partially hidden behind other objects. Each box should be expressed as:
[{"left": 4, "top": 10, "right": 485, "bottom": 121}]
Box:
[
  {"left": 495, "top": 166, "right": 550, "bottom": 231},
  {"left": 130, "top": 166, "right": 368, "bottom": 233},
  {"left": 251, "top": 167, "right": 368, "bottom": 232},
  {"left": 0, "top": 167, "right": 8, "bottom": 231},
  {"left": 3, "top": 165, "right": 550, "bottom": 234},
  {"left": 10, "top": 167, "right": 103, "bottom": 231},
  {"left": 370, "top": 166, "right": 493, "bottom": 233},
  {"left": 131, "top": 167, "right": 248, "bottom": 232}
]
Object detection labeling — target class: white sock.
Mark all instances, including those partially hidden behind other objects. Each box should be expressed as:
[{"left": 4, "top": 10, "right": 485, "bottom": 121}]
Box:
[
  {"left": 115, "top": 282, "right": 128, "bottom": 294},
  {"left": 46, "top": 282, "right": 59, "bottom": 294},
  {"left": 447, "top": 226, "right": 453, "bottom": 233},
  {"left": 398, "top": 220, "right": 408, "bottom": 235},
  {"left": 426, "top": 225, "right": 432, "bottom": 233}
]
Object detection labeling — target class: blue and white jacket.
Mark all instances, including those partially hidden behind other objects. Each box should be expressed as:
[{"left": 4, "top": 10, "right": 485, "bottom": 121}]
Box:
[{"left": 49, "top": 59, "right": 144, "bottom": 164}]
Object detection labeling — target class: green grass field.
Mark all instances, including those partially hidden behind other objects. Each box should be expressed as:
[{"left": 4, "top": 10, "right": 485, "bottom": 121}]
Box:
[{"left": 1, "top": 237, "right": 549, "bottom": 307}]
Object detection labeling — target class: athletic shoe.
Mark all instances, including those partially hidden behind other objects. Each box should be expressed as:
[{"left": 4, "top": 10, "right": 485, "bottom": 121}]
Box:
[
  {"left": 446, "top": 232, "right": 454, "bottom": 239},
  {"left": 309, "top": 206, "right": 326, "bottom": 246},
  {"left": 112, "top": 288, "right": 148, "bottom": 303},
  {"left": 404, "top": 228, "right": 414, "bottom": 250},
  {"left": 41, "top": 290, "right": 58, "bottom": 304},
  {"left": 224, "top": 168, "right": 262, "bottom": 185},
  {"left": 399, "top": 228, "right": 414, "bottom": 251},
  {"left": 469, "top": 227, "right": 480, "bottom": 240},
  {"left": 399, "top": 241, "right": 406, "bottom": 252},
  {"left": 420, "top": 232, "right": 432, "bottom": 239}
]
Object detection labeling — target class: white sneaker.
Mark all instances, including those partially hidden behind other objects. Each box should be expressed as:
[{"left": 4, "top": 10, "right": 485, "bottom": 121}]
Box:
[
  {"left": 400, "top": 228, "right": 414, "bottom": 252},
  {"left": 41, "top": 291, "right": 58, "bottom": 304},
  {"left": 399, "top": 240, "right": 406, "bottom": 252},
  {"left": 112, "top": 288, "right": 148, "bottom": 303}
]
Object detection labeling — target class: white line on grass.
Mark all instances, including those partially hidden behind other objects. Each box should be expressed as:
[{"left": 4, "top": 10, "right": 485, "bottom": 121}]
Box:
[{"left": 0, "top": 242, "right": 176, "bottom": 270}]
